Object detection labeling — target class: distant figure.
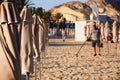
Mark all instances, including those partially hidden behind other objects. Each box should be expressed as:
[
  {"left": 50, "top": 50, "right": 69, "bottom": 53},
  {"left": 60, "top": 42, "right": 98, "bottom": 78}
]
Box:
[
  {"left": 91, "top": 24, "right": 101, "bottom": 56},
  {"left": 112, "top": 21, "right": 118, "bottom": 43},
  {"left": 61, "top": 28, "right": 67, "bottom": 42}
]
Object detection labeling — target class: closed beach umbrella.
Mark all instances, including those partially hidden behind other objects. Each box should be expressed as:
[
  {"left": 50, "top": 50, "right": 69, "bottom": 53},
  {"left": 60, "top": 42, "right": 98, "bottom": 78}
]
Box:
[
  {"left": 0, "top": 1, "right": 21, "bottom": 80},
  {"left": 32, "top": 14, "right": 40, "bottom": 59},
  {"left": 104, "top": 21, "right": 110, "bottom": 41},
  {"left": 38, "top": 17, "right": 46, "bottom": 53},
  {"left": 32, "top": 14, "right": 48, "bottom": 60},
  {"left": 32, "top": 14, "right": 46, "bottom": 80},
  {"left": 19, "top": 6, "right": 33, "bottom": 75},
  {"left": 100, "top": 23, "right": 105, "bottom": 39},
  {"left": 33, "top": 15, "right": 48, "bottom": 80},
  {"left": 86, "top": 25, "right": 90, "bottom": 39},
  {"left": 112, "top": 21, "right": 118, "bottom": 42},
  {"left": 32, "top": 16, "right": 48, "bottom": 60},
  {"left": 39, "top": 17, "right": 49, "bottom": 46},
  {"left": 91, "top": 2, "right": 99, "bottom": 20}
]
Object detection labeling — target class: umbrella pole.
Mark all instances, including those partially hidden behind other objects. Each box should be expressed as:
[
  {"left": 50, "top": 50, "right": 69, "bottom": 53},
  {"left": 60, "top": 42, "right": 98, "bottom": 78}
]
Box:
[
  {"left": 26, "top": 72, "right": 30, "bottom": 80},
  {"left": 44, "top": 51, "right": 46, "bottom": 65},
  {"left": 101, "top": 46, "right": 102, "bottom": 55},
  {"left": 76, "top": 40, "right": 87, "bottom": 57},
  {"left": 39, "top": 52, "right": 44, "bottom": 80},
  {"left": 39, "top": 53, "right": 42, "bottom": 80},
  {"left": 116, "top": 42, "right": 117, "bottom": 56},
  {"left": 107, "top": 42, "right": 109, "bottom": 55},
  {"left": 34, "top": 59, "right": 37, "bottom": 80},
  {"left": 39, "top": 60, "right": 42, "bottom": 80},
  {"left": 75, "top": 40, "right": 87, "bottom": 66},
  {"left": 39, "top": 51, "right": 46, "bottom": 80}
]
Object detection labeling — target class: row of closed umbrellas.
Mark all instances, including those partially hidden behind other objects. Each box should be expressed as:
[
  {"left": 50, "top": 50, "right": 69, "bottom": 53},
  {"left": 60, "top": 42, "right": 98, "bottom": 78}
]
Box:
[{"left": 0, "top": 1, "right": 48, "bottom": 80}]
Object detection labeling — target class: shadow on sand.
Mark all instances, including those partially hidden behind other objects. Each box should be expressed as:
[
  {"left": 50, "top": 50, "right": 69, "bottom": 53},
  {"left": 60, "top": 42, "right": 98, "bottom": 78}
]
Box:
[{"left": 48, "top": 42, "right": 90, "bottom": 46}]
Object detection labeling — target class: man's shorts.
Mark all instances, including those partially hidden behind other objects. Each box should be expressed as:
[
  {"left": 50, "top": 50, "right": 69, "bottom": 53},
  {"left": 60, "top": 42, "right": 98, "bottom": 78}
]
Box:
[
  {"left": 62, "top": 34, "right": 66, "bottom": 39},
  {"left": 92, "top": 40, "right": 101, "bottom": 47}
]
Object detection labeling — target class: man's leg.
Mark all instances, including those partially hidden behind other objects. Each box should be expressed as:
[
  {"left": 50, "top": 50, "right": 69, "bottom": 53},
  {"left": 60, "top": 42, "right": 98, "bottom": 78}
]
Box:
[
  {"left": 94, "top": 47, "right": 97, "bottom": 56},
  {"left": 97, "top": 40, "right": 101, "bottom": 56},
  {"left": 98, "top": 47, "right": 101, "bottom": 56},
  {"left": 92, "top": 40, "right": 97, "bottom": 56}
]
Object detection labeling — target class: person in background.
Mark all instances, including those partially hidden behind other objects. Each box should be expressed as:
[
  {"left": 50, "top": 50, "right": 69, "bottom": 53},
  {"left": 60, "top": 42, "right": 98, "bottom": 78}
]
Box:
[
  {"left": 61, "top": 28, "right": 67, "bottom": 42},
  {"left": 91, "top": 24, "right": 102, "bottom": 56}
]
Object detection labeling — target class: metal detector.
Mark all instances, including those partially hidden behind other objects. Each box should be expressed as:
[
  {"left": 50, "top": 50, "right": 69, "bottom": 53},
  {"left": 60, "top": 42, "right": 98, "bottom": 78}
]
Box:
[
  {"left": 75, "top": 40, "right": 87, "bottom": 57},
  {"left": 75, "top": 40, "right": 87, "bottom": 66}
]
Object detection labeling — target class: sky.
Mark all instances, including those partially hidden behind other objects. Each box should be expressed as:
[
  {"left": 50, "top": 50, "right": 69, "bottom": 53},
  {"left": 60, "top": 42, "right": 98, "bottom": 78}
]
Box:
[{"left": 32, "top": 0, "right": 88, "bottom": 11}]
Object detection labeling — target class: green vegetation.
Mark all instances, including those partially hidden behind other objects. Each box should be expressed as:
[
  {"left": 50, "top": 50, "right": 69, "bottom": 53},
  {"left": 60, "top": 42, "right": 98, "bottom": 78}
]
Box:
[
  {"left": 43, "top": 11, "right": 51, "bottom": 22},
  {"left": 16, "top": 0, "right": 34, "bottom": 12},
  {"left": 51, "top": 13, "right": 63, "bottom": 22}
]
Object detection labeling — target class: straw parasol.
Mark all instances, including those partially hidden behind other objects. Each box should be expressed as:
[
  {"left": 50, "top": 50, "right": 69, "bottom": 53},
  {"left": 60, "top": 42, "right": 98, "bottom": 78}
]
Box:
[
  {"left": 32, "top": 14, "right": 46, "bottom": 80},
  {"left": 19, "top": 6, "right": 33, "bottom": 75},
  {"left": 0, "top": 0, "right": 21, "bottom": 80}
]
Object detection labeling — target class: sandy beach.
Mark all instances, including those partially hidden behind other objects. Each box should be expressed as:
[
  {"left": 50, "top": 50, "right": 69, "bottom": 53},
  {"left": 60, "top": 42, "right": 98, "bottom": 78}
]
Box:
[{"left": 30, "top": 37, "right": 120, "bottom": 80}]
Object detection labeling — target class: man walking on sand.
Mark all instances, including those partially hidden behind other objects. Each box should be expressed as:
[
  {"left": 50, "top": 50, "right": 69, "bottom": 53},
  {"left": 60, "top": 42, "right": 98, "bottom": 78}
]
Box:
[{"left": 91, "top": 24, "right": 102, "bottom": 56}]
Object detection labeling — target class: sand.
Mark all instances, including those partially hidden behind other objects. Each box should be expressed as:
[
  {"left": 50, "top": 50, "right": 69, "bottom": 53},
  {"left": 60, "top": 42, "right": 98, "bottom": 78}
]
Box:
[{"left": 30, "top": 37, "right": 120, "bottom": 80}]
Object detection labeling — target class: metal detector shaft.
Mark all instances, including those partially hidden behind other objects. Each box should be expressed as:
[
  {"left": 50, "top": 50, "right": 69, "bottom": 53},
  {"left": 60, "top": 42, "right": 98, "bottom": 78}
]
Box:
[
  {"left": 75, "top": 40, "right": 87, "bottom": 67},
  {"left": 76, "top": 40, "right": 87, "bottom": 57}
]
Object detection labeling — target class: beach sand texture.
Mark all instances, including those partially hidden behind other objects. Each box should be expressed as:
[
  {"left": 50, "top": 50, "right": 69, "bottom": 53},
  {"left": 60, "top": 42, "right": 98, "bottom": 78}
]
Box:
[{"left": 30, "top": 38, "right": 120, "bottom": 80}]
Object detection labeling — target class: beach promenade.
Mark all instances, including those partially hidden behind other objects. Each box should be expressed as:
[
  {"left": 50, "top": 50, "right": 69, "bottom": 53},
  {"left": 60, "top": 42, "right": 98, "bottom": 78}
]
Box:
[{"left": 30, "top": 37, "right": 120, "bottom": 80}]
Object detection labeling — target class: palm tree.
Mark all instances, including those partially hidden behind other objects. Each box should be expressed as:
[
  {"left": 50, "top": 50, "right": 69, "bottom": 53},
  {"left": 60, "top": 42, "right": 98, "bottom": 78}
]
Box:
[
  {"left": 51, "top": 13, "right": 63, "bottom": 22},
  {"left": 0, "top": 0, "right": 34, "bottom": 12},
  {"left": 16, "top": 0, "right": 34, "bottom": 12},
  {"left": 43, "top": 11, "right": 51, "bottom": 22},
  {"left": 35, "top": 7, "right": 44, "bottom": 18}
]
